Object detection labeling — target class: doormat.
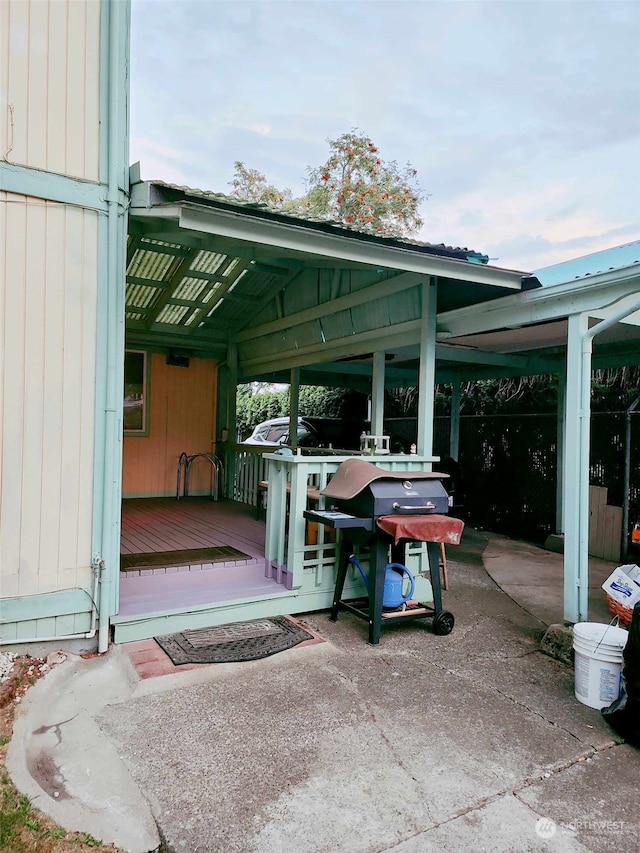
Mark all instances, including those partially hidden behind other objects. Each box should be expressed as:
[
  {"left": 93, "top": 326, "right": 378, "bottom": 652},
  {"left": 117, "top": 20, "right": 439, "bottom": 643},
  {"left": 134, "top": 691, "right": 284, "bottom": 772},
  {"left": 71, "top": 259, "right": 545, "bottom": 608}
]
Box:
[
  {"left": 120, "top": 546, "right": 250, "bottom": 571},
  {"left": 154, "top": 616, "right": 315, "bottom": 665}
]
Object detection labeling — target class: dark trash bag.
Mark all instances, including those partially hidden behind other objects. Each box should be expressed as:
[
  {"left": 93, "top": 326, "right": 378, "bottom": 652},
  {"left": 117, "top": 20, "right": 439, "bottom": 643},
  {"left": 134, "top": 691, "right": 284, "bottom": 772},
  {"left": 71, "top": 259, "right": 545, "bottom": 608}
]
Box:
[{"left": 601, "top": 602, "right": 640, "bottom": 747}]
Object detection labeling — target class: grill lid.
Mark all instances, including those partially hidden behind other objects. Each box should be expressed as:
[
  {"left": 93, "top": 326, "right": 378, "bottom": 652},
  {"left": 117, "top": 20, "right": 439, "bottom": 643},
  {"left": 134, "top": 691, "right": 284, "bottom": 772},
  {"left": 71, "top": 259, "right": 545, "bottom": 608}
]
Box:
[{"left": 320, "top": 458, "right": 448, "bottom": 501}]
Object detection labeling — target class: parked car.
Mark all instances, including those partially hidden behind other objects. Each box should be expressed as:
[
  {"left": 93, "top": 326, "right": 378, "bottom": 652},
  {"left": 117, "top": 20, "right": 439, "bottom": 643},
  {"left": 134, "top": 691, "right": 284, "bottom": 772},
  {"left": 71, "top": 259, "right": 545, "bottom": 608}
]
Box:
[
  {"left": 242, "top": 416, "right": 409, "bottom": 453},
  {"left": 242, "top": 417, "right": 322, "bottom": 447}
]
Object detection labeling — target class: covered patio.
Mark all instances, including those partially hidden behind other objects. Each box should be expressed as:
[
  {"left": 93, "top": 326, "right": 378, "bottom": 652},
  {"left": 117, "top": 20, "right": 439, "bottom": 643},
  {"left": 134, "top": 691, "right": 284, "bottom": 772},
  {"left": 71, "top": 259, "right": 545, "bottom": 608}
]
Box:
[{"left": 113, "top": 171, "right": 640, "bottom": 643}]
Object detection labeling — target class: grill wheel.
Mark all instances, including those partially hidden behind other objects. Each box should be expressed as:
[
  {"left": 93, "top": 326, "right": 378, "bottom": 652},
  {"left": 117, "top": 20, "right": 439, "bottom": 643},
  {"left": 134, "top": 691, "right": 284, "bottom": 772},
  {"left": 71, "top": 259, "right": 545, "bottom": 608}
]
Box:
[{"left": 433, "top": 610, "right": 455, "bottom": 635}]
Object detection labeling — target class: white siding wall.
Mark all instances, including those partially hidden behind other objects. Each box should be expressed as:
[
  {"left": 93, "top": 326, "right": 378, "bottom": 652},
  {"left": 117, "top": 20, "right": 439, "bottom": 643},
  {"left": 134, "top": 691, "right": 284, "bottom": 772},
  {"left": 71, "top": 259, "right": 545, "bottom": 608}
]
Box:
[
  {"left": 0, "top": 0, "right": 101, "bottom": 181},
  {"left": 0, "top": 192, "right": 98, "bottom": 598}
]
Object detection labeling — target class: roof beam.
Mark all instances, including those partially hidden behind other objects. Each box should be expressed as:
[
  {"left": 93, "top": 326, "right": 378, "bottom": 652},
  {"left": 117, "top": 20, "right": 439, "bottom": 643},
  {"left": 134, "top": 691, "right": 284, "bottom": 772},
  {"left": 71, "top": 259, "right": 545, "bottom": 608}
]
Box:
[
  {"left": 239, "top": 320, "right": 423, "bottom": 376},
  {"left": 125, "top": 330, "right": 226, "bottom": 356},
  {"left": 144, "top": 249, "right": 198, "bottom": 329},
  {"left": 177, "top": 204, "right": 527, "bottom": 290},
  {"left": 185, "top": 258, "right": 252, "bottom": 330},
  {"left": 437, "top": 266, "right": 640, "bottom": 338}
]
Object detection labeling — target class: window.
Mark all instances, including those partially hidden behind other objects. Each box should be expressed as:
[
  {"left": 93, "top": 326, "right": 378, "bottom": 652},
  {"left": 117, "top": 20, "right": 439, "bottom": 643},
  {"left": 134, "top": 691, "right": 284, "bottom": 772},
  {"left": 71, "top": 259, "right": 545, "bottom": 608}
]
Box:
[{"left": 124, "top": 350, "right": 149, "bottom": 435}]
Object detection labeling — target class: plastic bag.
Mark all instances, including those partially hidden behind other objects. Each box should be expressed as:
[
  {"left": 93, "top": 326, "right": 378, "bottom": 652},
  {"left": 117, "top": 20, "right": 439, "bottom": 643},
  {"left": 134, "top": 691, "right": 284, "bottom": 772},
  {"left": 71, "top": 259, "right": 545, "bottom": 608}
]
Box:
[{"left": 601, "top": 602, "right": 640, "bottom": 747}]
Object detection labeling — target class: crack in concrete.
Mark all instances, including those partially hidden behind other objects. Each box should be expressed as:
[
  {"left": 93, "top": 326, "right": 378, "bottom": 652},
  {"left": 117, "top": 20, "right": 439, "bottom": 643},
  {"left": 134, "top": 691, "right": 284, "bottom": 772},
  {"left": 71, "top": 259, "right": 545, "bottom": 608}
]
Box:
[
  {"left": 325, "top": 659, "right": 435, "bottom": 828},
  {"left": 374, "top": 742, "right": 622, "bottom": 852}
]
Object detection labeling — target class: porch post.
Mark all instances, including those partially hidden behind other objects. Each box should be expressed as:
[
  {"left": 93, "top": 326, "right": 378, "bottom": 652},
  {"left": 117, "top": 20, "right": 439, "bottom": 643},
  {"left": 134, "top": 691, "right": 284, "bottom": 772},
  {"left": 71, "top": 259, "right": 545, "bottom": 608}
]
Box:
[
  {"left": 417, "top": 277, "right": 437, "bottom": 457},
  {"left": 216, "top": 363, "right": 229, "bottom": 444},
  {"left": 563, "top": 313, "right": 589, "bottom": 623},
  {"left": 556, "top": 370, "right": 566, "bottom": 534},
  {"left": 289, "top": 367, "right": 300, "bottom": 447},
  {"left": 450, "top": 380, "right": 461, "bottom": 460},
  {"left": 371, "top": 351, "right": 385, "bottom": 438},
  {"left": 226, "top": 342, "right": 238, "bottom": 498}
]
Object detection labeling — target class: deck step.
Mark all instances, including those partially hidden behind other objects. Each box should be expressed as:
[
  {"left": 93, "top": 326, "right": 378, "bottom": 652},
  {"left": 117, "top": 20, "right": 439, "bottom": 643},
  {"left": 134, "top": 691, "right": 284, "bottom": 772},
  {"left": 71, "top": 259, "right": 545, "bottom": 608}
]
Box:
[{"left": 120, "top": 556, "right": 262, "bottom": 579}]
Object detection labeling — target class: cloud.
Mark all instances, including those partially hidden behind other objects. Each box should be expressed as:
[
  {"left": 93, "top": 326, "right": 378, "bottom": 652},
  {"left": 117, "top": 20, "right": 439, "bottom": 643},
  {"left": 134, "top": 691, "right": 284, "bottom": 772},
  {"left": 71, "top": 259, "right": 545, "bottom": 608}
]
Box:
[{"left": 129, "top": 0, "right": 640, "bottom": 269}]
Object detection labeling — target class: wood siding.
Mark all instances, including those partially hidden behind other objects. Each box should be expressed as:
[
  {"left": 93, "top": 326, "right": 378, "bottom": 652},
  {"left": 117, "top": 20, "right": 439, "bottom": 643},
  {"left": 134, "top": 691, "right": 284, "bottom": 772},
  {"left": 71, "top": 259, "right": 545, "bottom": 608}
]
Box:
[
  {"left": 122, "top": 354, "right": 218, "bottom": 497},
  {"left": 0, "top": 192, "right": 98, "bottom": 597},
  {"left": 0, "top": 0, "right": 101, "bottom": 181},
  {"left": 588, "top": 485, "right": 622, "bottom": 562}
]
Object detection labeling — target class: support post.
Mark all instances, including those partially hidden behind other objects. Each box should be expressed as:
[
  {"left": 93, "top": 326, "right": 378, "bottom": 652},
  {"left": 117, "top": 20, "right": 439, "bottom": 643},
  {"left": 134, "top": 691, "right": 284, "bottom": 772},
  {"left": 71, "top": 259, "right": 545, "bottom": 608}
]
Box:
[
  {"left": 226, "top": 343, "right": 238, "bottom": 498},
  {"left": 417, "top": 278, "right": 437, "bottom": 458},
  {"left": 371, "top": 351, "right": 385, "bottom": 438},
  {"left": 289, "top": 368, "right": 300, "bottom": 447},
  {"left": 556, "top": 370, "right": 566, "bottom": 534},
  {"left": 563, "top": 313, "right": 589, "bottom": 623},
  {"left": 449, "top": 380, "right": 461, "bottom": 460}
]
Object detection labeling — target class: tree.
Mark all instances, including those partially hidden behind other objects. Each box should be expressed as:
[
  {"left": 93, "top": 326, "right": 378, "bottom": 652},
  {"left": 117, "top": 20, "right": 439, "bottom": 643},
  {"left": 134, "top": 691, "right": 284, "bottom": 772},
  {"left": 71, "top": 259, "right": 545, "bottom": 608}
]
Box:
[
  {"left": 304, "top": 130, "right": 424, "bottom": 238},
  {"left": 230, "top": 130, "right": 425, "bottom": 239},
  {"left": 229, "top": 161, "right": 293, "bottom": 207}
]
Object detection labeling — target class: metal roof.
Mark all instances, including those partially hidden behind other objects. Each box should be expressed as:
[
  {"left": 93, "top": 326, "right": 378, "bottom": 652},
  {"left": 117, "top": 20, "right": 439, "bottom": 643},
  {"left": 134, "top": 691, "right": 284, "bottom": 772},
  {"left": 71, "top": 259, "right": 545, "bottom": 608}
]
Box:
[
  {"left": 142, "top": 179, "right": 492, "bottom": 264},
  {"left": 534, "top": 240, "right": 640, "bottom": 286},
  {"left": 125, "top": 174, "right": 542, "bottom": 378}
]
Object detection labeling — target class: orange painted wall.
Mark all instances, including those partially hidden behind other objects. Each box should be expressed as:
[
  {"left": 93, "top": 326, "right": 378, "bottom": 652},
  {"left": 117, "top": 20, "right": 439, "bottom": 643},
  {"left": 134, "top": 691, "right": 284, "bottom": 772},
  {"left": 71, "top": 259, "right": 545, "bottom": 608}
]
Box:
[{"left": 122, "top": 353, "right": 218, "bottom": 497}]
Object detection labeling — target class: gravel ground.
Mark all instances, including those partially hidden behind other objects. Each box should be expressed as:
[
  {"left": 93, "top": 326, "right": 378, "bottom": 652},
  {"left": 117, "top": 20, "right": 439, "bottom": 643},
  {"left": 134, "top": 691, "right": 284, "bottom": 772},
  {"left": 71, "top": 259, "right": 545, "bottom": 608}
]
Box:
[{"left": 0, "top": 651, "right": 16, "bottom": 682}]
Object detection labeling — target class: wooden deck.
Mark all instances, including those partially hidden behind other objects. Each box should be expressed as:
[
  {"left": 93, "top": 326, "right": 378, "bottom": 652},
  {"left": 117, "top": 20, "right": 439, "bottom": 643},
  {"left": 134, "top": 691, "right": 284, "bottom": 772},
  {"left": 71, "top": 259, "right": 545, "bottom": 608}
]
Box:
[
  {"left": 118, "top": 498, "right": 287, "bottom": 619},
  {"left": 121, "top": 497, "right": 266, "bottom": 558}
]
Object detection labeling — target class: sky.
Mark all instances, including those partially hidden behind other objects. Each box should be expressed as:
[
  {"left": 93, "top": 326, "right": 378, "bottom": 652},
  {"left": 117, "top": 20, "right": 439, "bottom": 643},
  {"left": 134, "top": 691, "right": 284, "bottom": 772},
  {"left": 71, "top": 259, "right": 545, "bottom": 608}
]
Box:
[{"left": 130, "top": 0, "right": 640, "bottom": 272}]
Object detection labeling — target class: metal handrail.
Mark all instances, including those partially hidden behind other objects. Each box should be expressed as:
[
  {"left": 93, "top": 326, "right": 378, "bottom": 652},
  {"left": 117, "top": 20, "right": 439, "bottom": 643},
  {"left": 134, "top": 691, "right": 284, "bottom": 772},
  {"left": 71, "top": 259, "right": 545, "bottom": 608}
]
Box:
[{"left": 184, "top": 453, "right": 224, "bottom": 501}]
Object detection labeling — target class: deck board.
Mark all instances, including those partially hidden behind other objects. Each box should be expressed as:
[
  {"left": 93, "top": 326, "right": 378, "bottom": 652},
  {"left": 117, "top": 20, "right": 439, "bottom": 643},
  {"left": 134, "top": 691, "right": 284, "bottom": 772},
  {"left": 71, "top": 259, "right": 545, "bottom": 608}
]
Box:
[
  {"left": 119, "top": 498, "right": 278, "bottom": 619},
  {"left": 121, "top": 497, "right": 264, "bottom": 556}
]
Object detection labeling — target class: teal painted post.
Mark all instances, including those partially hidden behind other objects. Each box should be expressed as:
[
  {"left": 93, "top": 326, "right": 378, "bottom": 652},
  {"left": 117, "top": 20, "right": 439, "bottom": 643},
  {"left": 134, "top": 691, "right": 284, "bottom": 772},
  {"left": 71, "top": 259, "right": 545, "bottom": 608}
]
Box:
[
  {"left": 563, "top": 313, "right": 589, "bottom": 623},
  {"left": 289, "top": 368, "right": 300, "bottom": 447},
  {"left": 371, "top": 351, "right": 385, "bottom": 438},
  {"left": 264, "top": 457, "right": 288, "bottom": 574},
  {"left": 417, "top": 278, "right": 437, "bottom": 457},
  {"left": 93, "top": 0, "right": 131, "bottom": 652},
  {"left": 226, "top": 343, "right": 238, "bottom": 498},
  {"left": 449, "top": 380, "right": 461, "bottom": 460},
  {"left": 556, "top": 371, "right": 566, "bottom": 534},
  {"left": 287, "top": 459, "right": 308, "bottom": 589}
]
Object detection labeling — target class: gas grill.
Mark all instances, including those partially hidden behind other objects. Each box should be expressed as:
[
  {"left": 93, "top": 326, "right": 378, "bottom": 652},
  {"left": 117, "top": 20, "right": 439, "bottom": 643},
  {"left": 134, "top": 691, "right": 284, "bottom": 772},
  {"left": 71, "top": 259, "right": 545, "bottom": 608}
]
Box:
[{"left": 304, "top": 458, "right": 464, "bottom": 644}]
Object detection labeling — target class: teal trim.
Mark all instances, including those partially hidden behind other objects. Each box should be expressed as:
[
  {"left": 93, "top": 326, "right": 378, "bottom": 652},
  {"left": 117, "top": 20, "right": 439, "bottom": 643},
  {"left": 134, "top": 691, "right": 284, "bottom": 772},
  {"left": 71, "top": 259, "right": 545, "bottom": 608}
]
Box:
[
  {"left": 112, "top": 586, "right": 348, "bottom": 644},
  {"left": 92, "top": 0, "right": 131, "bottom": 650},
  {"left": 1, "top": 590, "right": 93, "bottom": 624},
  {"left": 563, "top": 313, "right": 588, "bottom": 623},
  {"left": 0, "top": 161, "right": 108, "bottom": 211}
]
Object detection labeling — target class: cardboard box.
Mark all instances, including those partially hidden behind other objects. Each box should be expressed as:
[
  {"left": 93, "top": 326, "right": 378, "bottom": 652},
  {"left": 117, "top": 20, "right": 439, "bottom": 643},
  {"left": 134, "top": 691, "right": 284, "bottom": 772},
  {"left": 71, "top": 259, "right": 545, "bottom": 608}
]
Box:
[
  {"left": 620, "top": 563, "right": 640, "bottom": 583},
  {"left": 602, "top": 566, "right": 640, "bottom": 607}
]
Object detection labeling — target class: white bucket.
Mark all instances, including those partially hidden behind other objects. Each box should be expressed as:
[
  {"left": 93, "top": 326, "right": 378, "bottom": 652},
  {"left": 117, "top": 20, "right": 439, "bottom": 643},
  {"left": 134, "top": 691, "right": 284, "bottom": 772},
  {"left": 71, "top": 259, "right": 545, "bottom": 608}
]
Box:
[{"left": 573, "top": 622, "right": 628, "bottom": 710}]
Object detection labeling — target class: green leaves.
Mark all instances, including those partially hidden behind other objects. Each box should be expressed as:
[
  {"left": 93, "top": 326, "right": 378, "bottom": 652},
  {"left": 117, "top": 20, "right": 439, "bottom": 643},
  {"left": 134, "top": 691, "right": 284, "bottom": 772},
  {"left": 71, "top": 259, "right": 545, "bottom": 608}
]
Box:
[{"left": 229, "top": 130, "right": 426, "bottom": 239}]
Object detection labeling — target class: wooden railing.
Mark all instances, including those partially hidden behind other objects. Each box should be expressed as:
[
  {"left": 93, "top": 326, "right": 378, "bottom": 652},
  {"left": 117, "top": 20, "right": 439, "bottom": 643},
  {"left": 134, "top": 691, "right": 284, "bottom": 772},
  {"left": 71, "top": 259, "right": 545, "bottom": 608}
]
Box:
[{"left": 260, "top": 452, "right": 440, "bottom": 591}]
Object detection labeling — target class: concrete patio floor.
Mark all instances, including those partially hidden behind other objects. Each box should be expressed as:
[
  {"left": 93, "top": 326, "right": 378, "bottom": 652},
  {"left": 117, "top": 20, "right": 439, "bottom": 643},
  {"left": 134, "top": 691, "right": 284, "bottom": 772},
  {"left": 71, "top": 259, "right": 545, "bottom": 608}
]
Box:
[{"left": 7, "top": 528, "right": 638, "bottom": 853}]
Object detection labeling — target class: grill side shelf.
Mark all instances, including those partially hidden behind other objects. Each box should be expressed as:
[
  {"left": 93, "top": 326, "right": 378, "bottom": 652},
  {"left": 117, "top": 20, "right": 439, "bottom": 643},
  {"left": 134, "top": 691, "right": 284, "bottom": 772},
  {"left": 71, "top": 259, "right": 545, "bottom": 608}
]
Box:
[{"left": 303, "top": 510, "right": 373, "bottom": 531}]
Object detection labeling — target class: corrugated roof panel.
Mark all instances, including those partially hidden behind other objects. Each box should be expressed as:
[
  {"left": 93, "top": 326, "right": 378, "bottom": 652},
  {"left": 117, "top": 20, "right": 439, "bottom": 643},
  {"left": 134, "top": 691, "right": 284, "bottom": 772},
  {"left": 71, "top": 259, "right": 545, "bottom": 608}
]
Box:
[
  {"left": 125, "top": 311, "right": 144, "bottom": 321},
  {"left": 191, "top": 250, "right": 227, "bottom": 274},
  {"left": 140, "top": 236, "right": 185, "bottom": 250},
  {"left": 207, "top": 299, "right": 224, "bottom": 317},
  {"left": 155, "top": 304, "right": 190, "bottom": 325},
  {"left": 227, "top": 269, "right": 267, "bottom": 297},
  {"left": 126, "top": 283, "right": 159, "bottom": 308},
  {"left": 223, "top": 257, "right": 241, "bottom": 277},
  {"left": 185, "top": 309, "right": 201, "bottom": 326},
  {"left": 128, "top": 248, "right": 177, "bottom": 281},
  {"left": 172, "top": 277, "right": 209, "bottom": 302},
  {"left": 534, "top": 241, "right": 640, "bottom": 286}
]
